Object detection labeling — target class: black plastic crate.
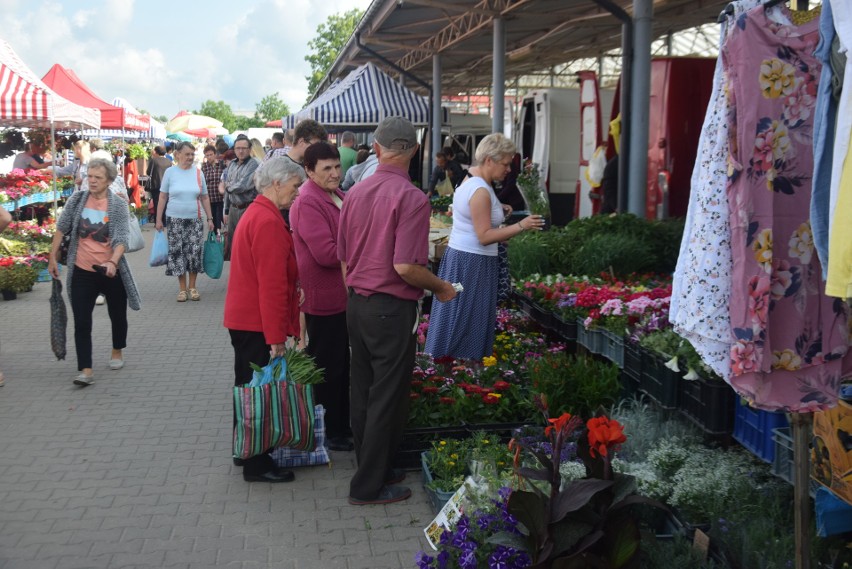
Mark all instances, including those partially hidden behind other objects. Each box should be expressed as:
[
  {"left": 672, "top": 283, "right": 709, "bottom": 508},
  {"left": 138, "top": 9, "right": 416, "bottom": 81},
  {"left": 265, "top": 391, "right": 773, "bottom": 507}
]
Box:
[
  {"left": 623, "top": 341, "right": 643, "bottom": 381},
  {"left": 678, "top": 376, "right": 736, "bottom": 435},
  {"left": 639, "top": 352, "right": 680, "bottom": 410},
  {"left": 393, "top": 425, "right": 467, "bottom": 469}
]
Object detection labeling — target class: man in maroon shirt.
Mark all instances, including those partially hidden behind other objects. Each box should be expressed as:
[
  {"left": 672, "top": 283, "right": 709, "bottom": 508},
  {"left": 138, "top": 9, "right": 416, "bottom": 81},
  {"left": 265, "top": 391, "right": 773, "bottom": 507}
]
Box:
[{"left": 338, "top": 117, "right": 457, "bottom": 505}]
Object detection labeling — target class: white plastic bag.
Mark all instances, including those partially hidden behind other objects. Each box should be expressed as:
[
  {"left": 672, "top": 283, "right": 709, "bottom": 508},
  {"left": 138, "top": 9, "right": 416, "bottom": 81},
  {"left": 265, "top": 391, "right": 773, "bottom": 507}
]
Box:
[{"left": 586, "top": 146, "right": 607, "bottom": 188}]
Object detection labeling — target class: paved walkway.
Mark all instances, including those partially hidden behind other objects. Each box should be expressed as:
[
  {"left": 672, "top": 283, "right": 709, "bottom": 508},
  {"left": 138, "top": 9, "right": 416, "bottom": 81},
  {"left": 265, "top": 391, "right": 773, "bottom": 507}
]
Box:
[{"left": 0, "top": 225, "right": 433, "bottom": 569}]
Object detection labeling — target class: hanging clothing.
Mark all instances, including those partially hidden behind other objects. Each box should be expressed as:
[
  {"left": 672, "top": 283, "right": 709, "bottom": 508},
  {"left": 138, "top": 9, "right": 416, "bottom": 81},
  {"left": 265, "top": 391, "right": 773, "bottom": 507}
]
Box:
[
  {"left": 811, "top": 0, "right": 839, "bottom": 278},
  {"left": 724, "top": 5, "right": 847, "bottom": 412},
  {"left": 671, "top": 0, "right": 766, "bottom": 380}
]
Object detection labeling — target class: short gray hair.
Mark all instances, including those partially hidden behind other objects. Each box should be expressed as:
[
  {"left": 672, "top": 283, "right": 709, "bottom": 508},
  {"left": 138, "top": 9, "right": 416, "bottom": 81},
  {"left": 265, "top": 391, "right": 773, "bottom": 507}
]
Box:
[
  {"left": 341, "top": 131, "right": 356, "bottom": 144},
  {"left": 254, "top": 157, "right": 306, "bottom": 191},
  {"left": 474, "top": 133, "right": 517, "bottom": 165},
  {"left": 87, "top": 157, "right": 118, "bottom": 182}
]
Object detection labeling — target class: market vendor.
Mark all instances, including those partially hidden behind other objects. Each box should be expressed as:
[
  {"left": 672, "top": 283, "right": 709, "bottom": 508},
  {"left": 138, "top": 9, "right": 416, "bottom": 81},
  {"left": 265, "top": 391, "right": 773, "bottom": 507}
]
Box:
[{"left": 12, "top": 141, "right": 52, "bottom": 171}]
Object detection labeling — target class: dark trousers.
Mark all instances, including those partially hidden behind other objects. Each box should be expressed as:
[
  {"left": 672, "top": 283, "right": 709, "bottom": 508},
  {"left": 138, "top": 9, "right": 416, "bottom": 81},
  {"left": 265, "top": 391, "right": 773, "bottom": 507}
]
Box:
[
  {"left": 305, "top": 311, "right": 350, "bottom": 439},
  {"left": 210, "top": 201, "right": 224, "bottom": 233},
  {"left": 347, "top": 292, "right": 417, "bottom": 500},
  {"left": 70, "top": 267, "right": 128, "bottom": 371},
  {"left": 228, "top": 329, "right": 275, "bottom": 475},
  {"left": 149, "top": 189, "right": 161, "bottom": 221}
]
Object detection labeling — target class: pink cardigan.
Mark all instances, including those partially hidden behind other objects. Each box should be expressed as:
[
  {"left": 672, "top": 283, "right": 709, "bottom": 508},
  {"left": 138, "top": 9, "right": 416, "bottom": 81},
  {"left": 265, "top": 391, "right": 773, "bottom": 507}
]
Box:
[{"left": 289, "top": 180, "right": 348, "bottom": 315}]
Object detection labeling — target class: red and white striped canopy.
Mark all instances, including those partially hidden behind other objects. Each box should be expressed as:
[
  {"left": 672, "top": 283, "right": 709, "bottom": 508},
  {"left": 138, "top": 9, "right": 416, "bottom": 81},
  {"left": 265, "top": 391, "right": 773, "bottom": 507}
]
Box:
[{"left": 0, "top": 39, "right": 100, "bottom": 129}]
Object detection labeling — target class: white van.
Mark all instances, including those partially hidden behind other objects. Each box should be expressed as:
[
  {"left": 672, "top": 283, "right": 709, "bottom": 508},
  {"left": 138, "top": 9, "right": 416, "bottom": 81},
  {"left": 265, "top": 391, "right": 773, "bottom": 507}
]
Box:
[{"left": 515, "top": 82, "right": 614, "bottom": 223}]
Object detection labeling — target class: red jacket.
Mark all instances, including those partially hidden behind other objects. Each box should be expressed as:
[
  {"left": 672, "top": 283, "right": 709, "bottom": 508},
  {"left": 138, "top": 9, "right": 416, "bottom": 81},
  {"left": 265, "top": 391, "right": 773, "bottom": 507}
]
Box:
[{"left": 224, "top": 195, "right": 299, "bottom": 344}]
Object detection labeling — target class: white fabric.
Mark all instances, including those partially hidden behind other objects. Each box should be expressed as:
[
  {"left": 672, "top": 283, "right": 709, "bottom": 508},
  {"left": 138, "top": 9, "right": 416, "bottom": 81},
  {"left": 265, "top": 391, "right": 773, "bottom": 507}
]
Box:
[
  {"left": 670, "top": 0, "right": 771, "bottom": 380},
  {"left": 828, "top": 4, "right": 852, "bottom": 248},
  {"left": 448, "top": 176, "right": 503, "bottom": 257}
]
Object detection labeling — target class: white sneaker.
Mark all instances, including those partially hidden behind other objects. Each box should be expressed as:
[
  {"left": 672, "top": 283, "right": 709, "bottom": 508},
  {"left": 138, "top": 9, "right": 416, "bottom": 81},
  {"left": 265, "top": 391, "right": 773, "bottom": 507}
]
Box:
[
  {"left": 73, "top": 374, "right": 94, "bottom": 386},
  {"left": 95, "top": 294, "right": 105, "bottom": 305}
]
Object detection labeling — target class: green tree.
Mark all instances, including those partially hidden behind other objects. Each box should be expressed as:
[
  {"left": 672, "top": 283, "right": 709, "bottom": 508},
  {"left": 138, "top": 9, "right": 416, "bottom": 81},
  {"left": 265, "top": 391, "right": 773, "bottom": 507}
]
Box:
[
  {"left": 304, "top": 8, "right": 364, "bottom": 100},
  {"left": 153, "top": 114, "right": 169, "bottom": 124},
  {"left": 254, "top": 93, "right": 290, "bottom": 123},
  {"left": 196, "top": 100, "right": 238, "bottom": 132},
  {"left": 234, "top": 116, "right": 265, "bottom": 130}
]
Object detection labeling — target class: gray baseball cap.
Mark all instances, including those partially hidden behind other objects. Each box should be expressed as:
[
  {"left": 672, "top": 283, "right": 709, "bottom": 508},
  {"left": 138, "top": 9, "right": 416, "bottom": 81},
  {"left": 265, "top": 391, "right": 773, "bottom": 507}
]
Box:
[{"left": 374, "top": 116, "right": 417, "bottom": 151}]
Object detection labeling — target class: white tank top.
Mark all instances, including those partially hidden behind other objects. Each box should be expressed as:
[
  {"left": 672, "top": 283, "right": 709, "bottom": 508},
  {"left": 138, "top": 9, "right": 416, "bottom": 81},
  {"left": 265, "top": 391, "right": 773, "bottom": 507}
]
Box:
[{"left": 448, "top": 176, "right": 503, "bottom": 256}]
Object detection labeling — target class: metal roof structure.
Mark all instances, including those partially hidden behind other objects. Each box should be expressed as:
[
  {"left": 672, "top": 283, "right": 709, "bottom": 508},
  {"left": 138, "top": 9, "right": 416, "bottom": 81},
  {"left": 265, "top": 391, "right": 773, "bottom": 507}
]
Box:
[{"left": 317, "top": 0, "right": 730, "bottom": 99}]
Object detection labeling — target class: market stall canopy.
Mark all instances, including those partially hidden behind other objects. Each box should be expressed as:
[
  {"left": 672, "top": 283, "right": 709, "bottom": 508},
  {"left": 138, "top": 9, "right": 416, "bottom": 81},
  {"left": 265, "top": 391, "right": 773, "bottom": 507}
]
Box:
[
  {"left": 265, "top": 119, "right": 282, "bottom": 128},
  {"left": 166, "top": 111, "right": 223, "bottom": 134},
  {"left": 166, "top": 132, "right": 193, "bottom": 142},
  {"left": 284, "top": 62, "right": 447, "bottom": 129},
  {"left": 148, "top": 117, "right": 167, "bottom": 141},
  {"left": 184, "top": 126, "right": 229, "bottom": 138},
  {"left": 41, "top": 64, "right": 146, "bottom": 131},
  {"left": 110, "top": 96, "right": 151, "bottom": 131},
  {"left": 84, "top": 96, "right": 155, "bottom": 140},
  {"left": 0, "top": 39, "right": 100, "bottom": 129}
]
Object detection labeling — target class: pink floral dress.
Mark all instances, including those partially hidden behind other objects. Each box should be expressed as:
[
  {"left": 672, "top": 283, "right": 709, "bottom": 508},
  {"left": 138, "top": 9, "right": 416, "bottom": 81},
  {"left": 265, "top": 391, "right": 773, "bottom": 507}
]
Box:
[{"left": 723, "top": 5, "right": 850, "bottom": 412}]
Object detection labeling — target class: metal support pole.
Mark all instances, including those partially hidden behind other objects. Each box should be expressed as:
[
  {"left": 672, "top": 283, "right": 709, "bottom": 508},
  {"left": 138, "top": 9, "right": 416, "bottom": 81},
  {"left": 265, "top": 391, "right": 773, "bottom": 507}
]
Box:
[
  {"left": 492, "top": 17, "right": 506, "bottom": 134},
  {"left": 432, "top": 54, "right": 443, "bottom": 177},
  {"left": 628, "top": 0, "right": 652, "bottom": 217}
]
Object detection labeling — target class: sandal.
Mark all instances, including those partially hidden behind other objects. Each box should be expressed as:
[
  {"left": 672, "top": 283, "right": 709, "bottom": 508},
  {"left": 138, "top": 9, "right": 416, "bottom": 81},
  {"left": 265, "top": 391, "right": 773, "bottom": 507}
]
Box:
[
  {"left": 177, "top": 290, "right": 188, "bottom": 302},
  {"left": 189, "top": 288, "right": 200, "bottom": 301}
]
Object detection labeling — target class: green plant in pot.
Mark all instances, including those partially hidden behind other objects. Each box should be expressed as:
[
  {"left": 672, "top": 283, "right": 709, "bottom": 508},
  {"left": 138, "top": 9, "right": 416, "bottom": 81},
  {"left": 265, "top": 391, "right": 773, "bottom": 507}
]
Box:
[
  {"left": 506, "top": 400, "right": 666, "bottom": 568},
  {"left": 0, "top": 258, "right": 38, "bottom": 294},
  {"left": 126, "top": 143, "right": 149, "bottom": 160}
]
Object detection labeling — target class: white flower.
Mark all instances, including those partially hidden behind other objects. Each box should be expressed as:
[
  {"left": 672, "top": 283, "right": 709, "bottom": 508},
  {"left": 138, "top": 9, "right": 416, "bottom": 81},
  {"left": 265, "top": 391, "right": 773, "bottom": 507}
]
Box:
[
  {"left": 664, "top": 356, "right": 680, "bottom": 372},
  {"left": 683, "top": 368, "right": 700, "bottom": 381}
]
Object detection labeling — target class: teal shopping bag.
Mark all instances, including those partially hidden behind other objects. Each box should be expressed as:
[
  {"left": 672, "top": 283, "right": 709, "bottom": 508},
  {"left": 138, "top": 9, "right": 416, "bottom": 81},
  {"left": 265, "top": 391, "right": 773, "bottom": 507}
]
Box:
[{"left": 203, "top": 233, "right": 224, "bottom": 279}]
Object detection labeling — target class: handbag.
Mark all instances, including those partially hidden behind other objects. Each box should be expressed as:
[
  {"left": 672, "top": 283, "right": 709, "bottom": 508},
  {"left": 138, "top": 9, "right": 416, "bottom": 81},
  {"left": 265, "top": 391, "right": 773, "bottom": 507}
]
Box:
[
  {"left": 233, "top": 356, "right": 317, "bottom": 459},
  {"left": 271, "top": 405, "right": 329, "bottom": 468},
  {"left": 57, "top": 233, "right": 71, "bottom": 265},
  {"left": 49, "top": 279, "right": 67, "bottom": 361},
  {"left": 126, "top": 214, "right": 145, "bottom": 253},
  {"left": 203, "top": 232, "right": 224, "bottom": 279}
]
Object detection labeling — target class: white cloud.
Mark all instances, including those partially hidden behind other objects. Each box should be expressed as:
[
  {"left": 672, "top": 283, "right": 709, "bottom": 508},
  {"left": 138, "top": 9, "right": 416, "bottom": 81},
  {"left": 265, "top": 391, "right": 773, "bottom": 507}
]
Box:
[{"left": 2, "top": 0, "right": 371, "bottom": 121}]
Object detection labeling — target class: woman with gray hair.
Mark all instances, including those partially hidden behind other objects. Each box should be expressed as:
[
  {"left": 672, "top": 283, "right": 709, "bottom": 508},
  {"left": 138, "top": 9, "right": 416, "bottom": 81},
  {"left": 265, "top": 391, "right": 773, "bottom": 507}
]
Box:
[
  {"left": 48, "top": 158, "right": 141, "bottom": 386},
  {"left": 425, "top": 133, "right": 544, "bottom": 360},
  {"left": 223, "top": 157, "right": 306, "bottom": 483}
]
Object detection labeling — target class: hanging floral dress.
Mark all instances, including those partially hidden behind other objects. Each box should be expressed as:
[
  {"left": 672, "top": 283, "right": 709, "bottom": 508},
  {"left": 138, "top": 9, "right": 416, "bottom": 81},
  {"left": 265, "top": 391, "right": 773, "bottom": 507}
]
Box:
[{"left": 724, "top": 5, "right": 849, "bottom": 412}]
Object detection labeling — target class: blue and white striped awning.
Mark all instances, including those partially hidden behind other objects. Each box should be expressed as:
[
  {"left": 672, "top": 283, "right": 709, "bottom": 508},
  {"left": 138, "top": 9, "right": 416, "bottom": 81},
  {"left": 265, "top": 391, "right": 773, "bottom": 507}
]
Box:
[{"left": 283, "top": 62, "right": 447, "bottom": 129}]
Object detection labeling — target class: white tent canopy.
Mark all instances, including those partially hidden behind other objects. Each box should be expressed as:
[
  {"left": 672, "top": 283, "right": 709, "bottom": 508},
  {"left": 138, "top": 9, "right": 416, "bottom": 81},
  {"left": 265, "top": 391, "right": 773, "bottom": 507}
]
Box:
[
  {"left": 283, "top": 62, "right": 447, "bottom": 129},
  {"left": 0, "top": 38, "right": 100, "bottom": 129}
]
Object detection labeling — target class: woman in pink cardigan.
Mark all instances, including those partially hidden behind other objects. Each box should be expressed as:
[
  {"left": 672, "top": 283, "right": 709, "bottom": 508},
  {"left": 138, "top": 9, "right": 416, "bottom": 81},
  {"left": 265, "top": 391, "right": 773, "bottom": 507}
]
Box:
[{"left": 289, "top": 142, "right": 352, "bottom": 452}]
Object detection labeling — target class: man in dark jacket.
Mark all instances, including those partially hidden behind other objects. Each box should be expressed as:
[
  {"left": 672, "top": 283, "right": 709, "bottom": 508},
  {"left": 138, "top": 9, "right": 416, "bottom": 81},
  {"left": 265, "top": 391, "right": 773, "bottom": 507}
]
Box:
[{"left": 146, "top": 146, "right": 171, "bottom": 222}]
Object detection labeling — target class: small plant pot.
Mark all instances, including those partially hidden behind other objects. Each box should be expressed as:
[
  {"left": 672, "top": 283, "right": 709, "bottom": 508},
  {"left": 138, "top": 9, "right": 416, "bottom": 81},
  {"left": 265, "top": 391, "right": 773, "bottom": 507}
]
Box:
[
  {"left": 1, "top": 290, "right": 17, "bottom": 301},
  {"left": 421, "top": 451, "right": 459, "bottom": 514}
]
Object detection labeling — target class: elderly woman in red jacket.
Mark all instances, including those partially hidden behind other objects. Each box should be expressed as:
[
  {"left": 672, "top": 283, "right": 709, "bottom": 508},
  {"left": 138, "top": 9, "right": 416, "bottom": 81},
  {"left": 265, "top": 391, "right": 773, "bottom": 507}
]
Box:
[
  {"left": 289, "top": 142, "right": 352, "bottom": 452},
  {"left": 224, "top": 157, "right": 305, "bottom": 483}
]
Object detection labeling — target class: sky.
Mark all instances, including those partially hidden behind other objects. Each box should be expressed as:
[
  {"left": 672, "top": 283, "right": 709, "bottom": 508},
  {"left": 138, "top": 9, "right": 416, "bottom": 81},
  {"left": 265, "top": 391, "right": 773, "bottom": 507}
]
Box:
[{"left": 0, "top": 0, "right": 372, "bottom": 121}]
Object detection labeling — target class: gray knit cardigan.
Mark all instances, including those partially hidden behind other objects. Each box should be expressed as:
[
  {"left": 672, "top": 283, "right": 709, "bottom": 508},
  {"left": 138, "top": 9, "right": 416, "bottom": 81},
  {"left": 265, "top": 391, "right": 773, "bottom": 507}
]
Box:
[{"left": 57, "top": 190, "right": 142, "bottom": 310}]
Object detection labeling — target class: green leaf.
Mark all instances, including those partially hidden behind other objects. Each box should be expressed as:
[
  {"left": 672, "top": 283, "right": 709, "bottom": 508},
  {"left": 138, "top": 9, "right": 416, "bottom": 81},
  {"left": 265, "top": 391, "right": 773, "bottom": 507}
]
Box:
[
  {"left": 508, "top": 490, "right": 548, "bottom": 544},
  {"left": 518, "top": 466, "right": 551, "bottom": 482},
  {"left": 550, "top": 519, "right": 595, "bottom": 557},
  {"left": 602, "top": 515, "right": 641, "bottom": 568}
]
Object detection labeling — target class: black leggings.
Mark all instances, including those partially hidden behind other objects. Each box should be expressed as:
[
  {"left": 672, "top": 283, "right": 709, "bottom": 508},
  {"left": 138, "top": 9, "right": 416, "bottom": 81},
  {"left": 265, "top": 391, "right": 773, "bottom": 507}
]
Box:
[{"left": 70, "top": 268, "right": 128, "bottom": 371}]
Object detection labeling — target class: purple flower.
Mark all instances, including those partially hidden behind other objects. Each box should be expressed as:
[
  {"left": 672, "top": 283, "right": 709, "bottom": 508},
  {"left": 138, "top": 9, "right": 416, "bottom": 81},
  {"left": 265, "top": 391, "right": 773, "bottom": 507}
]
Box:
[
  {"left": 414, "top": 551, "right": 434, "bottom": 568},
  {"left": 436, "top": 550, "right": 450, "bottom": 569}
]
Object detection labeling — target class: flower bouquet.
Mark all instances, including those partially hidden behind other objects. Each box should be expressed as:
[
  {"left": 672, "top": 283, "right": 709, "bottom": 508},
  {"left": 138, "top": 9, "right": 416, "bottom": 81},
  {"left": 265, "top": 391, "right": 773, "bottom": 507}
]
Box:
[
  {"left": 516, "top": 161, "right": 551, "bottom": 229},
  {"left": 0, "top": 256, "right": 39, "bottom": 293}
]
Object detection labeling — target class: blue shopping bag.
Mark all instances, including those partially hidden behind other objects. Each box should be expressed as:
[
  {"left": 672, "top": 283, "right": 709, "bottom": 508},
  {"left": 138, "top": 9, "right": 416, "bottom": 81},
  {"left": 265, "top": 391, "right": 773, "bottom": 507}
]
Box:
[
  {"left": 203, "top": 233, "right": 224, "bottom": 279},
  {"left": 149, "top": 230, "right": 168, "bottom": 267}
]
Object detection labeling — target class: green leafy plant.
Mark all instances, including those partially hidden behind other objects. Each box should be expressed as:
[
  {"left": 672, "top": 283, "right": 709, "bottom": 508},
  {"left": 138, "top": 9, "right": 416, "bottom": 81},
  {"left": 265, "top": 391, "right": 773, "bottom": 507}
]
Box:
[
  {"left": 248, "top": 347, "right": 325, "bottom": 385},
  {"left": 517, "top": 161, "right": 551, "bottom": 221},
  {"left": 126, "top": 143, "right": 149, "bottom": 160},
  {"left": 528, "top": 352, "right": 621, "bottom": 418}
]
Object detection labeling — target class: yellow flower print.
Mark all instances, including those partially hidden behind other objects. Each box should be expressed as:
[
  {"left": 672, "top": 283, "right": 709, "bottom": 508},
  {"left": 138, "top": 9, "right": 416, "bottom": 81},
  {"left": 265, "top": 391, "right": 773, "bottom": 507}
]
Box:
[
  {"left": 772, "top": 349, "right": 802, "bottom": 371},
  {"left": 788, "top": 222, "right": 814, "bottom": 265},
  {"left": 752, "top": 228, "right": 773, "bottom": 272},
  {"left": 759, "top": 58, "right": 796, "bottom": 99}
]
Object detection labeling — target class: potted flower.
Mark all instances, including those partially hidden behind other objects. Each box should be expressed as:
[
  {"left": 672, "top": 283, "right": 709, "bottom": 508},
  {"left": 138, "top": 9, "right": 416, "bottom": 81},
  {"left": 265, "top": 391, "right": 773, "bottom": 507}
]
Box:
[
  {"left": 516, "top": 161, "right": 551, "bottom": 229},
  {"left": 0, "top": 257, "right": 38, "bottom": 298},
  {"left": 506, "top": 405, "right": 667, "bottom": 568}
]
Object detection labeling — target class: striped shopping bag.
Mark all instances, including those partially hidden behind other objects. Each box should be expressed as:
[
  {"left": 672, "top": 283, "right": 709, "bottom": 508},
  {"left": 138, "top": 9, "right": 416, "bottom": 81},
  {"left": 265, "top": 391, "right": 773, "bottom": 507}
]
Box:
[{"left": 233, "top": 377, "right": 316, "bottom": 459}]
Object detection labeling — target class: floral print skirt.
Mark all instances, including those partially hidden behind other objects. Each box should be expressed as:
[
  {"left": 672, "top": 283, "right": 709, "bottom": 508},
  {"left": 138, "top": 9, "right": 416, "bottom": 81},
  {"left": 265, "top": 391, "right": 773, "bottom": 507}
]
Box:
[{"left": 166, "top": 218, "right": 204, "bottom": 276}]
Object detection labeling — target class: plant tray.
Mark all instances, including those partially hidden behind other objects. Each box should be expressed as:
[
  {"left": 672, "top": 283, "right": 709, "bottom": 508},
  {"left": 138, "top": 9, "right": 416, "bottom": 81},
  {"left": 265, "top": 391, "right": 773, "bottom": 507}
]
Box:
[
  {"left": 678, "top": 376, "right": 736, "bottom": 435},
  {"left": 421, "top": 451, "right": 459, "bottom": 514},
  {"left": 463, "top": 421, "right": 535, "bottom": 439},
  {"left": 576, "top": 319, "right": 605, "bottom": 354},
  {"left": 393, "top": 425, "right": 466, "bottom": 469},
  {"left": 600, "top": 330, "right": 625, "bottom": 367},
  {"left": 732, "top": 402, "right": 788, "bottom": 463},
  {"left": 528, "top": 301, "right": 555, "bottom": 330},
  {"left": 552, "top": 314, "right": 577, "bottom": 342},
  {"left": 771, "top": 427, "right": 795, "bottom": 485},
  {"left": 639, "top": 352, "right": 680, "bottom": 410},
  {"left": 623, "top": 341, "right": 643, "bottom": 382}
]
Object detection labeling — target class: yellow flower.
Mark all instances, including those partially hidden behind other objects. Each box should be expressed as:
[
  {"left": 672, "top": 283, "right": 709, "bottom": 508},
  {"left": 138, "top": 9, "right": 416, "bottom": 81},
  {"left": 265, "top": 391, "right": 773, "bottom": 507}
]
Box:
[
  {"left": 448, "top": 461, "right": 455, "bottom": 467},
  {"left": 772, "top": 349, "right": 802, "bottom": 371},
  {"left": 482, "top": 356, "right": 497, "bottom": 367},
  {"left": 759, "top": 58, "right": 796, "bottom": 99},
  {"left": 788, "top": 222, "right": 814, "bottom": 265},
  {"left": 439, "top": 440, "right": 446, "bottom": 446},
  {"left": 490, "top": 393, "right": 503, "bottom": 399},
  {"left": 482, "top": 439, "right": 490, "bottom": 445},
  {"left": 752, "top": 228, "right": 773, "bottom": 272},
  {"left": 450, "top": 453, "right": 458, "bottom": 459}
]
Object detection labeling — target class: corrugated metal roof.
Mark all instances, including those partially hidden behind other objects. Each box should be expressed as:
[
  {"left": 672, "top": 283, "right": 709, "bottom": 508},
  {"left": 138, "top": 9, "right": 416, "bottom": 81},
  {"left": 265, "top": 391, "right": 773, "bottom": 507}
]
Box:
[{"left": 317, "top": 0, "right": 729, "bottom": 98}]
